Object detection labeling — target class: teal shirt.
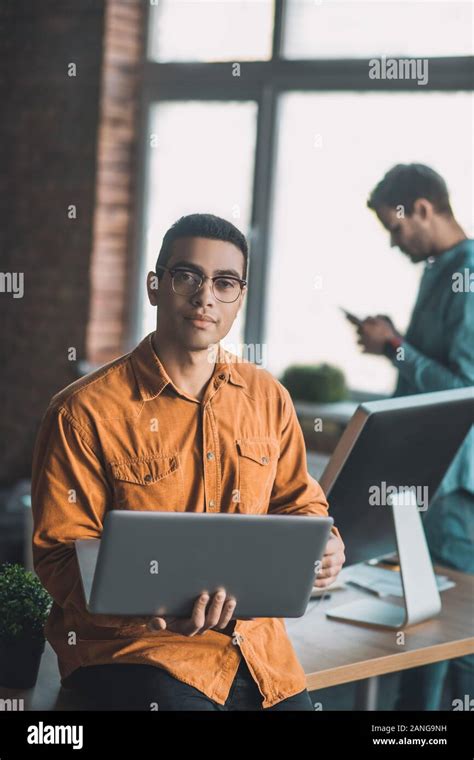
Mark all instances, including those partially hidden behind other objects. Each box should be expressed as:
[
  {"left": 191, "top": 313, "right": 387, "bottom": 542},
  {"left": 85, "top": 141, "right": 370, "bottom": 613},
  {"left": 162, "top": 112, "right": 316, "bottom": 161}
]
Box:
[{"left": 392, "top": 238, "right": 474, "bottom": 497}]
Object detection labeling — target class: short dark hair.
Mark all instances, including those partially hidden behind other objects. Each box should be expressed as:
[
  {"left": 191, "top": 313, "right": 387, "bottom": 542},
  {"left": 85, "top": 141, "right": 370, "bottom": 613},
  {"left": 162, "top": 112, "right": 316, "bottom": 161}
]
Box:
[
  {"left": 367, "top": 163, "right": 453, "bottom": 216},
  {"left": 155, "top": 213, "right": 249, "bottom": 280}
]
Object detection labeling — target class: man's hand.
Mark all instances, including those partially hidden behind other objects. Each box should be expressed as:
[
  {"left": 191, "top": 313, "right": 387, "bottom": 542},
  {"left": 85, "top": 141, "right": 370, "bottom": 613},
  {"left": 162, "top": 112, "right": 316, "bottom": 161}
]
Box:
[
  {"left": 356, "top": 315, "right": 401, "bottom": 355},
  {"left": 313, "top": 533, "right": 346, "bottom": 588},
  {"left": 147, "top": 588, "right": 254, "bottom": 637}
]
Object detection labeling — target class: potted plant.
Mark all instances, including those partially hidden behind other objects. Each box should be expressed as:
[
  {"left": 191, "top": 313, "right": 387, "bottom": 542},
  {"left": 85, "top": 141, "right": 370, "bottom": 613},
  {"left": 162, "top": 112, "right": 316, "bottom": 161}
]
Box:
[
  {"left": 280, "top": 363, "right": 348, "bottom": 403},
  {"left": 0, "top": 562, "right": 52, "bottom": 688}
]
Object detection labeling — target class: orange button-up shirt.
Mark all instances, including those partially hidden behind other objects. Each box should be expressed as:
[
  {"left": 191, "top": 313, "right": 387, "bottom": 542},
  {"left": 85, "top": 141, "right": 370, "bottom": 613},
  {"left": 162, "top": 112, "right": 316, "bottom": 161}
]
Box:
[{"left": 31, "top": 332, "right": 341, "bottom": 708}]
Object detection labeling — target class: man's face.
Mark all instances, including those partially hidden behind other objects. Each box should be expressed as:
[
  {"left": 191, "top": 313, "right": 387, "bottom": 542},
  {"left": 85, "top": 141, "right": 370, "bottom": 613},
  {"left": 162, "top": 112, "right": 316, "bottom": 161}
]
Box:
[
  {"left": 376, "top": 203, "right": 435, "bottom": 262},
  {"left": 147, "top": 236, "right": 247, "bottom": 352}
]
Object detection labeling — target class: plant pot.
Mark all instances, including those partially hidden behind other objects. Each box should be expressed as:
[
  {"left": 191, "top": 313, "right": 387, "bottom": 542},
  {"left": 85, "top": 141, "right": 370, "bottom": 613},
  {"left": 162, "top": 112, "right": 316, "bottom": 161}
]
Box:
[{"left": 0, "top": 636, "right": 45, "bottom": 688}]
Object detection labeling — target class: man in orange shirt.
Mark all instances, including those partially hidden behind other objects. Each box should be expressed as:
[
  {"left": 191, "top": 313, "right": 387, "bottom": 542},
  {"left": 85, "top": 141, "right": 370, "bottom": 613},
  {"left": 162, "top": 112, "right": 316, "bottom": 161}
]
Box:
[{"left": 31, "top": 213, "right": 345, "bottom": 710}]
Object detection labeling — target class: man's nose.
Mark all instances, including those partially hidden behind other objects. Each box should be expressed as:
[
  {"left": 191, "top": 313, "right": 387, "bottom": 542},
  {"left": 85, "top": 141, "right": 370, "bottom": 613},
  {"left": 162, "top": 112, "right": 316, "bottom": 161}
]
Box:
[{"left": 191, "top": 277, "right": 216, "bottom": 305}]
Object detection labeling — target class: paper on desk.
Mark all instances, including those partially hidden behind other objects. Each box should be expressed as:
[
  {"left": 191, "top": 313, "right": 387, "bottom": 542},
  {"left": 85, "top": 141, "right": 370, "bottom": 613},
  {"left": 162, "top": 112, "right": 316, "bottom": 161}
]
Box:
[{"left": 342, "top": 564, "right": 455, "bottom": 598}]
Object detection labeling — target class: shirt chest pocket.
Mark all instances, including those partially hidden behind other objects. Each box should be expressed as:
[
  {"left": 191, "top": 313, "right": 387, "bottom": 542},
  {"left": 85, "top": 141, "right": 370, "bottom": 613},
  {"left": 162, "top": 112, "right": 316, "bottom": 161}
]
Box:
[
  {"left": 235, "top": 438, "right": 279, "bottom": 513},
  {"left": 109, "top": 454, "right": 184, "bottom": 511}
]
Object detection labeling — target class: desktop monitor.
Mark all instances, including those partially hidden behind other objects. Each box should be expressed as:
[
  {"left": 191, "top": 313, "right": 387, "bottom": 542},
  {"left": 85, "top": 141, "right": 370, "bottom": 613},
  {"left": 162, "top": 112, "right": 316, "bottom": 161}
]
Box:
[{"left": 319, "top": 387, "right": 474, "bottom": 566}]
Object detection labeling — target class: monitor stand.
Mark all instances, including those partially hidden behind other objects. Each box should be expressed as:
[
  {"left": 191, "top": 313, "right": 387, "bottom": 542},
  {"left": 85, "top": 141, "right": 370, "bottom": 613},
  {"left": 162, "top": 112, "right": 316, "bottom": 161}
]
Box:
[{"left": 326, "top": 491, "right": 442, "bottom": 628}]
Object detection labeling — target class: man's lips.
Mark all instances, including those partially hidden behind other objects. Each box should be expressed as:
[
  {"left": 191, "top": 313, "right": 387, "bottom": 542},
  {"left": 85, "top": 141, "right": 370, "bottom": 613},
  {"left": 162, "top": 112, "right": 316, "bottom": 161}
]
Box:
[{"left": 184, "top": 314, "right": 216, "bottom": 328}]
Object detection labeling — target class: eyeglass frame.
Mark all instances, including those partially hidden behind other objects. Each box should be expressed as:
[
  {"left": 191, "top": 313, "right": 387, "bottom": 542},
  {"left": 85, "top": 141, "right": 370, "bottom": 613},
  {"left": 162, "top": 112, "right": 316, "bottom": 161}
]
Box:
[{"left": 155, "top": 264, "right": 247, "bottom": 303}]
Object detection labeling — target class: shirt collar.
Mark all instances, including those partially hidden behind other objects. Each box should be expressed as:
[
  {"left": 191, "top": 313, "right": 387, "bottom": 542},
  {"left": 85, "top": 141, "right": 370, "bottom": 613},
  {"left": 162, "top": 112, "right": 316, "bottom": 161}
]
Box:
[
  {"left": 131, "top": 332, "right": 247, "bottom": 402},
  {"left": 425, "top": 238, "right": 473, "bottom": 272}
]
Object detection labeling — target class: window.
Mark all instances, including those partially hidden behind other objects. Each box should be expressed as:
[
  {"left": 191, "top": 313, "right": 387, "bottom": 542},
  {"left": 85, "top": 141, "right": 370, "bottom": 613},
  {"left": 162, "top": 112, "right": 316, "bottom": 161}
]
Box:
[
  {"left": 140, "top": 100, "right": 258, "bottom": 348},
  {"left": 148, "top": 0, "right": 274, "bottom": 61},
  {"left": 266, "top": 91, "right": 473, "bottom": 392},
  {"left": 283, "top": 0, "right": 473, "bottom": 59}
]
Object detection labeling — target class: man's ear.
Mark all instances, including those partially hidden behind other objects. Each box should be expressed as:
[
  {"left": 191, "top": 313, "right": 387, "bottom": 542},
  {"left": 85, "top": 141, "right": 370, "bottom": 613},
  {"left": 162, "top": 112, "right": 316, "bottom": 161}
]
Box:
[
  {"left": 413, "top": 198, "right": 432, "bottom": 221},
  {"left": 147, "top": 271, "right": 159, "bottom": 306}
]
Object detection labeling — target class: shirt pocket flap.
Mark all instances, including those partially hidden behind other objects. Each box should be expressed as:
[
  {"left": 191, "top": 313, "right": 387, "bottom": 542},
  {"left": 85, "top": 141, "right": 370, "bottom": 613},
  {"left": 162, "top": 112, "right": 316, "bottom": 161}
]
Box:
[
  {"left": 110, "top": 455, "right": 180, "bottom": 485},
  {"left": 236, "top": 439, "right": 279, "bottom": 466}
]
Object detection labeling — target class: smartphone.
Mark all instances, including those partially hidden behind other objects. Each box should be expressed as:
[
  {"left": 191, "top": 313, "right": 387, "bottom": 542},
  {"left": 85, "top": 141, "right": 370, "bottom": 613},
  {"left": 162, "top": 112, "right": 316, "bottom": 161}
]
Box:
[{"left": 340, "top": 307, "right": 364, "bottom": 327}]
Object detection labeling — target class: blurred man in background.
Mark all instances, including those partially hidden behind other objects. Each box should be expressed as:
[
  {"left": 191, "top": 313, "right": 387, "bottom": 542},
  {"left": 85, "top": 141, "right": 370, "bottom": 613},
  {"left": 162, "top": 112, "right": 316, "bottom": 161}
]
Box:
[{"left": 351, "top": 163, "right": 474, "bottom": 710}]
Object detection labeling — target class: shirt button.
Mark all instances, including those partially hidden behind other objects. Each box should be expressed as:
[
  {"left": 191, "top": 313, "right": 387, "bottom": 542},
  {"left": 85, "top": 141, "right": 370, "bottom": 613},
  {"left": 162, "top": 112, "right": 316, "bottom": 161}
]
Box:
[
  {"left": 209, "top": 500, "right": 216, "bottom": 508},
  {"left": 144, "top": 474, "right": 153, "bottom": 483},
  {"left": 206, "top": 451, "right": 214, "bottom": 461},
  {"left": 232, "top": 632, "right": 244, "bottom": 646},
  {"left": 261, "top": 456, "right": 269, "bottom": 465}
]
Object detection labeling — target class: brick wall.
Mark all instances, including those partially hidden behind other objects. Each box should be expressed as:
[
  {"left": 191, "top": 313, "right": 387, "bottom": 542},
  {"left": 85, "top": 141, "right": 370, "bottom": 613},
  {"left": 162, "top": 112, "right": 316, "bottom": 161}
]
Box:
[
  {"left": 0, "top": 0, "right": 145, "bottom": 485},
  {"left": 87, "top": 0, "right": 145, "bottom": 364}
]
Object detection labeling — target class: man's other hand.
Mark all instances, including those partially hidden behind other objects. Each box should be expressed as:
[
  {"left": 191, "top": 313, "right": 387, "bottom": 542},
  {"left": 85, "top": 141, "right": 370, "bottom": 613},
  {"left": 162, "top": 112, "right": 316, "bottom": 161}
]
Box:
[
  {"left": 313, "top": 533, "right": 346, "bottom": 588},
  {"left": 357, "top": 316, "right": 401, "bottom": 355}
]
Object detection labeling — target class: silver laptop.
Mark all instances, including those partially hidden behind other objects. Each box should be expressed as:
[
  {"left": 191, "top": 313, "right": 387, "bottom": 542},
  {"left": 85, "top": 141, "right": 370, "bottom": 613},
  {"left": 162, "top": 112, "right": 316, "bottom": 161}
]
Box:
[{"left": 75, "top": 510, "right": 333, "bottom": 618}]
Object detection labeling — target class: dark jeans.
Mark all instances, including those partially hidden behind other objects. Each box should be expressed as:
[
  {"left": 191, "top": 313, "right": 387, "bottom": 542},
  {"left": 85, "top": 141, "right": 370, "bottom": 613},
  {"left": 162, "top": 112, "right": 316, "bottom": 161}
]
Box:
[{"left": 63, "top": 656, "right": 314, "bottom": 711}]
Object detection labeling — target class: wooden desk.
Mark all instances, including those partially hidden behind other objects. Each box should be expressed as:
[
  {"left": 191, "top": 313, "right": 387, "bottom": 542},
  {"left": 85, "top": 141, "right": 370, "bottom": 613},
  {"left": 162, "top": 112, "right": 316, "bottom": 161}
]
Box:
[
  {"left": 286, "top": 564, "right": 474, "bottom": 708},
  {"left": 1, "top": 565, "right": 472, "bottom": 711}
]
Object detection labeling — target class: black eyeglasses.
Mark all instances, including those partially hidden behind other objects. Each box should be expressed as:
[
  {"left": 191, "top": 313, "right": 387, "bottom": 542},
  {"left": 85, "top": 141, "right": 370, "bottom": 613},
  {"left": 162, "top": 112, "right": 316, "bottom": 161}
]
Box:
[{"left": 156, "top": 265, "right": 247, "bottom": 304}]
